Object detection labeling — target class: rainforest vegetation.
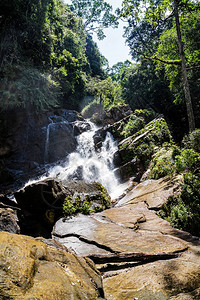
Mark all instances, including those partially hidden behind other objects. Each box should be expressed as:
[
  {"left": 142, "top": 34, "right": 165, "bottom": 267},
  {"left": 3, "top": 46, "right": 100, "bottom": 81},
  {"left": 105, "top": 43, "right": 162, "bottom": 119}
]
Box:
[
  {"left": 0, "top": 0, "right": 200, "bottom": 235},
  {"left": 0, "top": 0, "right": 199, "bottom": 132}
]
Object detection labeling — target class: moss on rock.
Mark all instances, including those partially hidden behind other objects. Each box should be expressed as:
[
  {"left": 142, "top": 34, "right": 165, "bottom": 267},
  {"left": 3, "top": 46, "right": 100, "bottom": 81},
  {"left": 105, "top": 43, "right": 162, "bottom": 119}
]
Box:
[{"left": 119, "top": 118, "right": 173, "bottom": 170}]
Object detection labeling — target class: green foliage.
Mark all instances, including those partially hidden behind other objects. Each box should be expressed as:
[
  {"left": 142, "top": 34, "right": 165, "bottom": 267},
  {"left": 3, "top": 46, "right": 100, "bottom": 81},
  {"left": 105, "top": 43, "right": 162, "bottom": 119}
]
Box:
[
  {"left": 68, "top": 0, "right": 118, "bottom": 40},
  {"left": 120, "top": 61, "right": 183, "bottom": 131},
  {"left": 0, "top": 0, "right": 108, "bottom": 111},
  {"left": 134, "top": 109, "right": 156, "bottom": 122},
  {"left": 121, "top": 115, "right": 145, "bottom": 138},
  {"left": 175, "top": 149, "right": 200, "bottom": 173},
  {"left": 63, "top": 196, "right": 77, "bottom": 215},
  {"left": 147, "top": 128, "right": 200, "bottom": 236},
  {"left": 149, "top": 132, "right": 200, "bottom": 180},
  {"left": 81, "top": 99, "right": 103, "bottom": 119},
  {"left": 155, "top": 10, "right": 200, "bottom": 124},
  {"left": 94, "top": 182, "right": 111, "bottom": 209},
  {"left": 63, "top": 195, "right": 93, "bottom": 216},
  {"left": 121, "top": 0, "right": 200, "bottom": 131},
  {"left": 109, "top": 60, "right": 132, "bottom": 81},
  {"left": 85, "top": 76, "right": 124, "bottom": 109},
  {"left": 159, "top": 194, "right": 193, "bottom": 232},
  {"left": 0, "top": 67, "right": 60, "bottom": 110},
  {"left": 85, "top": 35, "right": 107, "bottom": 78},
  {"left": 120, "top": 118, "right": 172, "bottom": 169},
  {"left": 149, "top": 147, "right": 177, "bottom": 179},
  {"left": 63, "top": 183, "right": 110, "bottom": 216},
  {"left": 182, "top": 129, "right": 200, "bottom": 153},
  {"left": 159, "top": 171, "right": 200, "bottom": 235}
]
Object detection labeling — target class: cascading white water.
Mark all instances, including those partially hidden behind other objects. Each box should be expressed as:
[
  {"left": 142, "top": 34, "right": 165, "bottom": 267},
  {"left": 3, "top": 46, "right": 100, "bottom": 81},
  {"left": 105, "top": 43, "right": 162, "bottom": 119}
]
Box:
[
  {"left": 44, "top": 117, "right": 54, "bottom": 163},
  {"left": 47, "top": 122, "right": 120, "bottom": 196}
]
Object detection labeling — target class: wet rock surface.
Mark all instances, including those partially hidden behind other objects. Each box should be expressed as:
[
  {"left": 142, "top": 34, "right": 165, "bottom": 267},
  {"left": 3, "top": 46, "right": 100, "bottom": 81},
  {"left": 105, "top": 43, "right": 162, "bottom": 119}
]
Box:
[
  {"left": 0, "top": 231, "right": 104, "bottom": 299},
  {"left": 53, "top": 175, "right": 200, "bottom": 300},
  {"left": 0, "top": 108, "right": 88, "bottom": 188},
  {"left": 14, "top": 178, "right": 110, "bottom": 237}
]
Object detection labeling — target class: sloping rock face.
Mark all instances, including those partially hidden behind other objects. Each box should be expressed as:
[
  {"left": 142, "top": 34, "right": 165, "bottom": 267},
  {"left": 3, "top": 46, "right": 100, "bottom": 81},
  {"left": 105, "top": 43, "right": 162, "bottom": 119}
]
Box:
[
  {"left": 53, "top": 175, "right": 200, "bottom": 299},
  {"left": 107, "top": 116, "right": 172, "bottom": 182},
  {"left": 0, "top": 231, "right": 104, "bottom": 299}
]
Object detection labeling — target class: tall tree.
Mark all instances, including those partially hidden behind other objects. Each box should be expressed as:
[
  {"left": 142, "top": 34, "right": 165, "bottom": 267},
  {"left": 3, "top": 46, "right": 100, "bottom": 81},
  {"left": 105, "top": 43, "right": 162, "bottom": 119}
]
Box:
[
  {"left": 68, "top": 0, "right": 118, "bottom": 39},
  {"left": 121, "top": 0, "right": 197, "bottom": 131},
  {"left": 173, "top": 0, "right": 195, "bottom": 132}
]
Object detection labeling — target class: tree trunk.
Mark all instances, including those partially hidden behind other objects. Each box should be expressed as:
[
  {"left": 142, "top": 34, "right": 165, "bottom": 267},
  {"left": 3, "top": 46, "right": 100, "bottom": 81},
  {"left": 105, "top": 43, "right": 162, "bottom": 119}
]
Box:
[{"left": 174, "top": 0, "right": 195, "bottom": 132}]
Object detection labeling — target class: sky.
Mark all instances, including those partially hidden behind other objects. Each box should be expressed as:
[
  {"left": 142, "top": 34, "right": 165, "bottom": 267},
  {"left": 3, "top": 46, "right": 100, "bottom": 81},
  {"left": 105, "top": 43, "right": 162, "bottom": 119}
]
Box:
[{"left": 63, "top": 0, "right": 132, "bottom": 67}]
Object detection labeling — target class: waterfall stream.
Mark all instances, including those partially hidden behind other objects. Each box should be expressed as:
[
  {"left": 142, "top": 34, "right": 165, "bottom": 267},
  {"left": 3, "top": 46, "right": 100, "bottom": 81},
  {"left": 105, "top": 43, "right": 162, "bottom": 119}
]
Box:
[{"left": 47, "top": 121, "right": 121, "bottom": 198}]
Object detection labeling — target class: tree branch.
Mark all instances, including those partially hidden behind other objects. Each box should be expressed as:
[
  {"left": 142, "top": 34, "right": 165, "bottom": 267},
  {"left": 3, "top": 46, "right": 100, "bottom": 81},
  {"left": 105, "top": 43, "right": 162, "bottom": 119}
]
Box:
[{"left": 144, "top": 54, "right": 181, "bottom": 65}]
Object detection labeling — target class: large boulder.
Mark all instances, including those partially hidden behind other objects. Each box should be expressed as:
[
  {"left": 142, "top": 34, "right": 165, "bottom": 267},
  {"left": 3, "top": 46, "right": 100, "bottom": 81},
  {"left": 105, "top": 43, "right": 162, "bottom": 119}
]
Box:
[
  {"left": 0, "top": 208, "right": 20, "bottom": 234},
  {"left": 14, "top": 178, "right": 111, "bottom": 237},
  {"left": 0, "top": 231, "right": 104, "bottom": 299}
]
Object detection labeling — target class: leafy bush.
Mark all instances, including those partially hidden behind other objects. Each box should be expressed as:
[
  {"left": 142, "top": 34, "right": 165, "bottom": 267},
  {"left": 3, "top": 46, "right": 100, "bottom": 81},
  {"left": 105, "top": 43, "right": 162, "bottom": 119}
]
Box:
[
  {"left": 182, "top": 129, "right": 200, "bottom": 153},
  {"left": 120, "top": 118, "right": 172, "bottom": 169},
  {"left": 121, "top": 115, "right": 145, "bottom": 138},
  {"left": 0, "top": 67, "right": 60, "bottom": 110},
  {"left": 63, "top": 196, "right": 77, "bottom": 216},
  {"left": 175, "top": 149, "right": 200, "bottom": 173},
  {"left": 81, "top": 99, "right": 103, "bottom": 118},
  {"left": 155, "top": 131, "right": 200, "bottom": 236},
  {"left": 159, "top": 195, "right": 193, "bottom": 232},
  {"left": 63, "top": 195, "right": 93, "bottom": 216},
  {"left": 159, "top": 172, "right": 200, "bottom": 235},
  {"left": 134, "top": 109, "right": 156, "bottom": 123},
  {"left": 85, "top": 76, "right": 124, "bottom": 110},
  {"left": 149, "top": 147, "right": 177, "bottom": 179}
]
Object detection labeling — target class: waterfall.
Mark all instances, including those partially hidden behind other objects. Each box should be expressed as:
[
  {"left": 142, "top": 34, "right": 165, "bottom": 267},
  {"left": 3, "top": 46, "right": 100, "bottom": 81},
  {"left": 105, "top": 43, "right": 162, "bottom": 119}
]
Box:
[
  {"left": 44, "top": 115, "right": 74, "bottom": 164},
  {"left": 47, "top": 122, "right": 120, "bottom": 197},
  {"left": 44, "top": 117, "right": 53, "bottom": 163}
]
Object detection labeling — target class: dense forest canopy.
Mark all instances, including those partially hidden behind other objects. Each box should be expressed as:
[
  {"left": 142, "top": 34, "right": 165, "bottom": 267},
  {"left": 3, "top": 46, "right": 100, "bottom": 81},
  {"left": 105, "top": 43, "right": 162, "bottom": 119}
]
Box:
[
  {"left": 120, "top": 0, "right": 200, "bottom": 133},
  {"left": 0, "top": 0, "right": 200, "bottom": 240},
  {"left": 0, "top": 0, "right": 109, "bottom": 110},
  {"left": 0, "top": 0, "right": 199, "bottom": 134}
]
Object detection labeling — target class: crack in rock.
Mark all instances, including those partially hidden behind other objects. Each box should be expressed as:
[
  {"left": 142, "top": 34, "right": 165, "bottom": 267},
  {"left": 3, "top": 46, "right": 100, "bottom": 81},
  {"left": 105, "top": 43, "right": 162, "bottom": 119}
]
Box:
[{"left": 53, "top": 232, "right": 116, "bottom": 254}]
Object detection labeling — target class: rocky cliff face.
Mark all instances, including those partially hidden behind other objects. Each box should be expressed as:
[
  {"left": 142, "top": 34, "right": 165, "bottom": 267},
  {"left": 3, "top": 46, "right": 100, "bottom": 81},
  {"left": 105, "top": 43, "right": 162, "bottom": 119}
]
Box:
[{"left": 0, "top": 107, "right": 91, "bottom": 188}]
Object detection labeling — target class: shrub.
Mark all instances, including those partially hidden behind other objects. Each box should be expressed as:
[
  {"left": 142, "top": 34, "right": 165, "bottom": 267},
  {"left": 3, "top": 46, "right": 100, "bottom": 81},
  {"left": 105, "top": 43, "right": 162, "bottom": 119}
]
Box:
[
  {"left": 119, "top": 118, "right": 172, "bottom": 169},
  {"left": 159, "top": 195, "right": 193, "bottom": 231},
  {"left": 149, "top": 147, "right": 177, "bottom": 179},
  {"left": 175, "top": 148, "right": 200, "bottom": 173},
  {"left": 121, "top": 115, "right": 145, "bottom": 138},
  {"left": 0, "top": 67, "right": 60, "bottom": 110},
  {"left": 63, "top": 194, "right": 93, "bottom": 216},
  {"left": 63, "top": 196, "right": 77, "bottom": 216},
  {"left": 182, "top": 129, "right": 200, "bottom": 153},
  {"left": 134, "top": 109, "right": 156, "bottom": 123},
  {"left": 81, "top": 98, "right": 103, "bottom": 118},
  {"left": 159, "top": 172, "right": 200, "bottom": 235}
]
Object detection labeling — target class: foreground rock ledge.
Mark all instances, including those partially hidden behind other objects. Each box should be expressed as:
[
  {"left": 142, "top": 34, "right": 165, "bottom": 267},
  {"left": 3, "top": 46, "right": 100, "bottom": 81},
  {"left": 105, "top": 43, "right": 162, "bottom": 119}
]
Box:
[
  {"left": 0, "top": 231, "right": 104, "bottom": 299},
  {"left": 53, "top": 176, "right": 200, "bottom": 300}
]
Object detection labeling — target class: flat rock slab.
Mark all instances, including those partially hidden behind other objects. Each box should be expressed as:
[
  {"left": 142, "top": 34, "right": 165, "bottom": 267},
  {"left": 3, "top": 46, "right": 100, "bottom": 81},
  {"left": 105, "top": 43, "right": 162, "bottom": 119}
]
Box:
[
  {"left": 116, "top": 175, "right": 182, "bottom": 209},
  {"left": 53, "top": 212, "right": 187, "bottom": 257}
]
